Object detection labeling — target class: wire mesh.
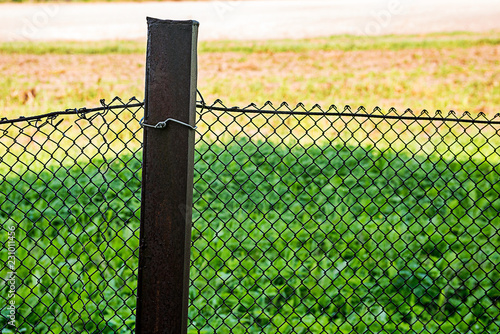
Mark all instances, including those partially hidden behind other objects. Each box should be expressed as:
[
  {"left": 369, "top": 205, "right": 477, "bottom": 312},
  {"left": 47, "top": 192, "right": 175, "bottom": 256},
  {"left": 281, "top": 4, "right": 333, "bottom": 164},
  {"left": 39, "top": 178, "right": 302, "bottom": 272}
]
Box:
[
  {"left": 190, "top": 100, "right": 500, "bottom": 334},
  {"left": 0, "top": 97, "right": 143, "bottom": 333},
  {"left": 2, "top": 96, "right": 500, "bottom": 333}
]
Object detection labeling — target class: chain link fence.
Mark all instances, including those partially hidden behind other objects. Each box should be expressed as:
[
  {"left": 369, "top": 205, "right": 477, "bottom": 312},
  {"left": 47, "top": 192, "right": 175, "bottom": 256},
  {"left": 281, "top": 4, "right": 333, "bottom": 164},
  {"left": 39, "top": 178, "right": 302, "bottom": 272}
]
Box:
[
  {"left": 190, "top": 100, "right": 500, "bottom": 334},
  {"left": 2, "top": 96, "right": 500, "bottom": 333},
  {"left": 0, "top": 98, "right": 143, "bottom": 333}
]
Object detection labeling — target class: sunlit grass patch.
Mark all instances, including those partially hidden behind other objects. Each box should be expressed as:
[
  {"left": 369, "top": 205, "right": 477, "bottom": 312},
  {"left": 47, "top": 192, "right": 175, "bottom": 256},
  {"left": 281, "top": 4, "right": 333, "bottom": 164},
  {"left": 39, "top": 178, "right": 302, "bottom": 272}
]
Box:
[
  {"left": 1, "top": 31, "right": 499, "bottom": 121},
  {"left": 1, "top": 31, "right": 499, "bottom": 55}
]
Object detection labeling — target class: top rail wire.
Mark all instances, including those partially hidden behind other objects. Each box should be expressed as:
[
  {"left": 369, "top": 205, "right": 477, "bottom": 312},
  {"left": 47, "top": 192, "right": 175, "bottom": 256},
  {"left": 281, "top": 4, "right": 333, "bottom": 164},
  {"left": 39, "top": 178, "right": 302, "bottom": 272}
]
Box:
[
  {"left": 0, "top": 101, "right": 144, "bottom": 125},
  {"left": 2, "top": 97, "right": 500, "bottom": 126}
]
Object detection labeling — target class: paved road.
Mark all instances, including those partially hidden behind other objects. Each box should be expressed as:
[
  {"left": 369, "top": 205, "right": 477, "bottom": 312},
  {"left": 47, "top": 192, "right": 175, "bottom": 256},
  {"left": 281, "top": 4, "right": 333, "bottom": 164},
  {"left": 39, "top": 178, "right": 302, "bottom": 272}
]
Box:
[{"left": 1, "top": 0, "right": 499, "bottom": 41}]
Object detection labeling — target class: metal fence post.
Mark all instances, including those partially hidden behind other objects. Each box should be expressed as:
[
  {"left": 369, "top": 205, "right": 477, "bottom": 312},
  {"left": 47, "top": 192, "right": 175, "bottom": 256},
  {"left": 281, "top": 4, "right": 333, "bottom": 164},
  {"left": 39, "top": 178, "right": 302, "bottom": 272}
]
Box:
[{"left": 136, "top": 17, "right": 198, "bottom": 334}]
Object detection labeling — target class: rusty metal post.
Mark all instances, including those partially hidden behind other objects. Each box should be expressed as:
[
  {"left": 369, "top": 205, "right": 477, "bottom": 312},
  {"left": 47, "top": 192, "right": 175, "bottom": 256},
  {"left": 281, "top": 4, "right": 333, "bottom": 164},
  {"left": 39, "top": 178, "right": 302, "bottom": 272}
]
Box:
[{"left": 136, "top": 17, "right": 198, "bottom": 334}]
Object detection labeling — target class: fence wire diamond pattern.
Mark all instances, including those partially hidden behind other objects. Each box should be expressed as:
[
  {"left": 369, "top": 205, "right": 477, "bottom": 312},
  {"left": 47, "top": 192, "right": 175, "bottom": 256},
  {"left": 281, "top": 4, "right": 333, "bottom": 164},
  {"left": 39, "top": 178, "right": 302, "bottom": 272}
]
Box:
[
  {"left": 0, "top": 97, "right": 143, "bottom": 333},
  {"left": 189, "top": 100, "right": 500, "bottom": 334},
  {"left": 1, "top": 97, "right": 500, "bottom": 334}
]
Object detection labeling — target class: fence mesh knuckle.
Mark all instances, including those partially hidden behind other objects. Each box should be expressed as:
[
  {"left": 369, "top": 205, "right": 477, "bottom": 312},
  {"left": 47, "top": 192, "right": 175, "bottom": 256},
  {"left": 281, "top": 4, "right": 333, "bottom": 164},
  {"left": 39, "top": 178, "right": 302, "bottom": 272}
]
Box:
[{"left": 1, "top": 96, "right": 500, "bottom": 333}]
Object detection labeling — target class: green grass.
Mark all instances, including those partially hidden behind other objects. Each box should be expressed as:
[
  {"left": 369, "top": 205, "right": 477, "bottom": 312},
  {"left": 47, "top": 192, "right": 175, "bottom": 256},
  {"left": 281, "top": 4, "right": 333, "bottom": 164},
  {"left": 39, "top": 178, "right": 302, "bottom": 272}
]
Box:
[
  {"left": 2, "top": 31, "right": 499, "bottom": 121},
  {"left": 1, "top": 139, "right": 500, "bottom": 333},
  {"left": 190, "top": 140, "right": 500, "bottom": 333},
  {"left": 1, "top": 31, "right": 499, "bottom": 55},
  {"left": 0, "top": 40, "right": 147, "bottom": 55},
  {"left": 198, "top": 31, "right": 500, "bottom": 54},
  {"left": 0, "top": 156, "right": 142, "bottom": 333}
]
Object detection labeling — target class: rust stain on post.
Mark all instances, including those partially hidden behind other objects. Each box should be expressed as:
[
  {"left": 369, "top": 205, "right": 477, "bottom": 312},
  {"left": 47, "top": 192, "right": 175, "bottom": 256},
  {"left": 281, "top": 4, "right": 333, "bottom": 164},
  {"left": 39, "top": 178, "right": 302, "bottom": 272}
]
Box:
[{"left": 136, "top": 17, "right": 198, "bottom": 334}]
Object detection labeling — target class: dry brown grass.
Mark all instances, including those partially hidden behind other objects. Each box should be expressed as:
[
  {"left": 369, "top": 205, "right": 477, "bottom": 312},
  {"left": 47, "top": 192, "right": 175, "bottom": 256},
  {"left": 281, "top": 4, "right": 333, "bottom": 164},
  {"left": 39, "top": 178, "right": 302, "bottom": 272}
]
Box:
[
  {"left": 199, "top": 45, "right": 500, "bottom": 114},
  {"left": 1, "top": 43, "right": 499, "bottom": 120}
]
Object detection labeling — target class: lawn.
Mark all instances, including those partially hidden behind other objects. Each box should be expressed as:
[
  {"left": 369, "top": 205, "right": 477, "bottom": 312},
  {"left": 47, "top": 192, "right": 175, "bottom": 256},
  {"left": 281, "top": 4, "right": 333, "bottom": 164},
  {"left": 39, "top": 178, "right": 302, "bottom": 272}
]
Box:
[
  {"left": 1, "top": 31, "right": 500, "bottom": 333},
  {"left": 1, "top": 116, "right": 499, "bottom": 332},
  {"left": 1, "top": 31, "right": 499, "bottom": 122},
  {"left": 0, "top": 153, "right": 142, "bottom": 333},
  {"left": 190, "top": 138, "right": 500, "bottom": 333}
]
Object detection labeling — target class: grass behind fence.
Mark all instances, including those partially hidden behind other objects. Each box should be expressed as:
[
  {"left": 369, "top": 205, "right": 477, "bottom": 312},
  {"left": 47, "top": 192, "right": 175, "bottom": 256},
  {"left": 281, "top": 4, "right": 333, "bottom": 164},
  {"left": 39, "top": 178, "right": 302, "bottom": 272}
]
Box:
[
  {"left": 1, "top": 139, "right": 499, "bottom": 333},
  {"left": 2, "top": 31, "right": 500, "bottom": 121},
  {"left": 190, "top": 140, "right": 500, "bottom": 333},
  {"left": 2, "top": 32, "right": 499, "bottom": 55},
  {"left": 0, "top": 155, "right": 141, "bottom": 333}
]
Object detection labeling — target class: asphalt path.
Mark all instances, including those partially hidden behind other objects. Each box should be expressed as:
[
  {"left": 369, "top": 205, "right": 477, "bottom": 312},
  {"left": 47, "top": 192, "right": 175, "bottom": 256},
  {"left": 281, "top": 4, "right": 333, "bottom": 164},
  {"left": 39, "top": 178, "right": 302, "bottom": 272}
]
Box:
[{"left": 1, "top": 0, "right": 499, "bottom": 41}]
